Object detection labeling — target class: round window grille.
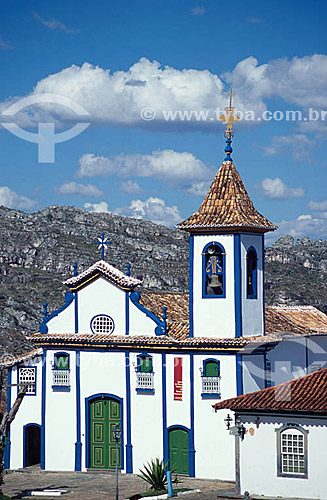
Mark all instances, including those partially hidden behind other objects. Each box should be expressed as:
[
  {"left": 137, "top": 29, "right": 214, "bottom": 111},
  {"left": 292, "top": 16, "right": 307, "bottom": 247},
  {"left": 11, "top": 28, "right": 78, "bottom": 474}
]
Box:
[{"left": 91, "top": 315, "right": 115, "bottom": 334}]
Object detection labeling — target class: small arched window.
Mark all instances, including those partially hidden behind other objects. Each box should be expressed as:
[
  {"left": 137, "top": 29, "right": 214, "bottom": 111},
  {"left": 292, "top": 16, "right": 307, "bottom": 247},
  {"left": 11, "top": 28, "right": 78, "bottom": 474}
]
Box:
[
  {"left": 54, "top": 353, "right": 69, "bottom": 370},
  {"left": 204, "top": 359, "right": 220, "bottom": 377},
  {"left": 246, "top": 247, "right": 257, "bottom": 299},
  {"left": 277, "top": 425, "right": 308, "bottom": 478},
  {"left": 202, "top": 243, "right": 225, "bottom": 298},
  {"left": 201, "top": 359, "right": 221, "bottom": 398},
  {"left": 138, "top": 355, "right": 153, "bottom": 373}
]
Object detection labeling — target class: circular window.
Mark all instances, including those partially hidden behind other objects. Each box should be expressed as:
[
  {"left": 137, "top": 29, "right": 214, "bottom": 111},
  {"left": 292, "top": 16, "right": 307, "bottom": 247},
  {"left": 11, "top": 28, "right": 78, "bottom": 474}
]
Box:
[{"left": 90, "top": 315, "right": 115, "bottom": 334}]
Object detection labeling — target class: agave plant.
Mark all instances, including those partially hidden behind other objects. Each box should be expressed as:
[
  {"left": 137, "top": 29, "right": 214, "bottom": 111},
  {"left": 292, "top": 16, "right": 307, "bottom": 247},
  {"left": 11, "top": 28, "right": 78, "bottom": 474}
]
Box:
[{"left": 138, "top": 458, "right": 169, "bottom": 491}]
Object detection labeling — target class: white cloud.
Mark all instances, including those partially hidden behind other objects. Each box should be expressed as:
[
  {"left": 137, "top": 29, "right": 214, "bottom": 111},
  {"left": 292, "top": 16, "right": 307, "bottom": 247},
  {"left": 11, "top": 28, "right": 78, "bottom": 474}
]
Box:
[
  {"left": 120, "top": 180, "right": 142, "bottom": 194},
  {"left": 190, "top": 7, "right": 206, "bottom": 16},
  {"left": 259, "top": 134, "right": 315, "bottom": 162},
  {"left": 115, "top": 196, "right": 181, "bottom": 227},
  {"left": 187, "top": 181, "right": 210, "bottom": 196},
  {"left": 258, "top": 178, "right": 304, "bottom": 199},
  {"left": 55, "top": 181, "right": 104, "bottom": 197},
  {"left": 77, "top": 150, "right": 211, "bottom": 188},
  {"left": 84, "top": 201, "right": 110, "bottom": 213},
  {"left": 0, "top": 186, "right": 36, "bottom": 210},
  {"left": 33, "top": 12, "right": 78, "bottom": 34},
  {"left": 2, "top": 54, "right": 327, "bottom": 133},
  {"left": 267, "top": 213, "right": 327, "bottom": 243},
  {"left": 308, "top": 200, "right": 327, "bottom": 211}
]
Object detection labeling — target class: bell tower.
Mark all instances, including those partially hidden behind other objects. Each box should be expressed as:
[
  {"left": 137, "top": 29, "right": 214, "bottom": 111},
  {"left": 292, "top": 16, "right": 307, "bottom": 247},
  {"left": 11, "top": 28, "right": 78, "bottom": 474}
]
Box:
[{"left": 177, "top": 92, "right": 277, "bottom": 339}]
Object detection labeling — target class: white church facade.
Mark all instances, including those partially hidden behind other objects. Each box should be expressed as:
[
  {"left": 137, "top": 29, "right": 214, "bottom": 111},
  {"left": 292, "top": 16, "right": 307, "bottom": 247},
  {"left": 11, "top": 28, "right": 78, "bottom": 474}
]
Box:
[{"left": 3, "top": 116, "right": 327, "bottom": 487}]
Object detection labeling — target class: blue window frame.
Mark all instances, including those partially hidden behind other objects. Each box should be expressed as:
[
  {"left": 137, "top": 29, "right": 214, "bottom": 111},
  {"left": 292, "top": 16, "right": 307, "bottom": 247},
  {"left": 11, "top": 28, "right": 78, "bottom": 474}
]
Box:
[
  {"left": 54, "top": 352, "right": 70, "bottom": 370},
  {"left": 136, "top": 353, "right": 154, "bottom": 394},
  {"left": 52, "top": 352, "right": 70, "bottom": 391},
  {"left": 246, "top": 247, "right": 258, "bottom": 299},
  {"left": 201, "top": 359, "right": 221, "bottom": 399},
  {"left": 202, "top": 242, "right": 226, "bottom": 298}
]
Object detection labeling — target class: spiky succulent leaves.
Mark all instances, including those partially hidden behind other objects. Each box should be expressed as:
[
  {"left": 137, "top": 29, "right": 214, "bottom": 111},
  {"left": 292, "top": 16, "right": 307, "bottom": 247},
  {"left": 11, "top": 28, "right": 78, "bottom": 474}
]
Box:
[{"left": 138, "top": 458, "right": 168, "bottom": 491}]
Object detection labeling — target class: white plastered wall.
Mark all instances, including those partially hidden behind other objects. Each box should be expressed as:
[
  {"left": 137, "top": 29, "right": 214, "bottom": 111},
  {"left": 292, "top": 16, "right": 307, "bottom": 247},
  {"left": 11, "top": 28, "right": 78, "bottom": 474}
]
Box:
[
  {"left": 193, "top": 234, "right": 235, "bottom": 338},
  {"left": 77, "top": 278, "right": 126, "bottom": 335},
  {"left": 194, "top": 354, "right": 236, "bottom": 480},
  {"left": 45, "top": 350, "right": 77, "bottom": 471},
  {"left": 79, "top": 350, "right": 126, "bottom": 471},
  {"left": 240, "top": 234, "right": 264, "bottom": 337},
  {"left": 130, "top": 352, "right": 163, "bottom": 472},
  {"left": 129, "top": 300, "right": 158, "bottom": 336},
  {"left": 9, "top": 357, "right": 42, "bottom": 469},
  {"left": 239, "top": 414, "right": 327, "bottom": 499}
]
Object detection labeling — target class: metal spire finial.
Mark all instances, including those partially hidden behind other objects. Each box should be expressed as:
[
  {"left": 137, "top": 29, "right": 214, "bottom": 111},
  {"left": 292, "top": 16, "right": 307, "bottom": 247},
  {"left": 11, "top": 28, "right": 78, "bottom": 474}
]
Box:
[
  {"left": 219, "top": 88, "right": 240, "bottom": 162},
  {"left": 94, "top": 232, "right": 112, "bottom": 260}
]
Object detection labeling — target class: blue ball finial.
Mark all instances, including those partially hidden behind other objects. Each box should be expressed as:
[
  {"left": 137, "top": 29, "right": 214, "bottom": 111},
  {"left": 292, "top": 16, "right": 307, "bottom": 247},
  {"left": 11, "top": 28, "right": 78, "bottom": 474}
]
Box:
[
  {"left": 224, "top": 137, "right": 233, "bottom": 162},
  {"left": 126, "top": 263, "right": 131, "bottom": 276},
  {"left": 43, "top": 302, "right": 48, "bottom": 318},
  {"left": 73, "top": 262, "right": 78, "bottom": 277}
]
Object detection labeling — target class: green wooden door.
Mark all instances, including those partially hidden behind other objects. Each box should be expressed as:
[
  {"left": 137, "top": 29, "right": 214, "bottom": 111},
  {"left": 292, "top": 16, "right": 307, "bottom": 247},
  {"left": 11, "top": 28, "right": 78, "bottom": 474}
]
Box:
[
  {"left": 205, "top": 360, "right": 219, "bottom": 377},
  {"left": 169, "top": 428, "right": 189, "bottom": 475},
  {"left": 90, "top": 398, "right": 121, "bottom": 469}
]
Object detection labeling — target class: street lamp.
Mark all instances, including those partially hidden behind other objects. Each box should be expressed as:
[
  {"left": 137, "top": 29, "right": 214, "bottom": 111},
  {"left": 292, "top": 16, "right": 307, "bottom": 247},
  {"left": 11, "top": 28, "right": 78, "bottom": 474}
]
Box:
[
  {"left": 224, "top": 414, "right": 233, "bottom": 430},
  {"left": 113, "top": 423, "right": 122, "bottom": 500}
]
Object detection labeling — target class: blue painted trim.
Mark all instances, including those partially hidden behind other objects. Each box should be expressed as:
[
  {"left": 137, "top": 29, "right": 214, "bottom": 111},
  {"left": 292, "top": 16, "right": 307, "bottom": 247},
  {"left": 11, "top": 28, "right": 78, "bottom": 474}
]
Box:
[
  {"left": 85, "top": 393, "right": 124, "bottom": 470},
  {"left": 75, "top": 350, "right": 82, "bottom": 471},
  {"left": 136, "top": 388, "right": 155, "bottom": 395},
  {"left": 189, "top": 354, "right": 195, "bottom": 477},
  {"left": 236, "top": 354, "right": 243, "bottom": 396},
  {"left": 74, "top": 292, "right": 79, "bottom": 334},
  {"left": 246, "top": 246, "right": 258, "bottom": 299},
  {"left": 130, "top": 291, "right": 166, "bottom": 335},
  {"left": 40, "top": 292, "right": 74, "bottom": 334},
  {"left": 23, "top": 423, "right": 41, "bottom": 468},
  {"left": 189, "top": 235, "right": 194, "bottom": 338},
  {"left": 52, "top": 385, "right": 71, "bottom": 391},
  {"left": 234, "top": 234, "right": 243, "bottom": 338},
  {"left": 4, "top": 367, "right": 12, "bottom": 469},
  {"left": 262, "top": 235, "right": 266, "bottom": 335},
  {"left": 125, "top": 352, "right": 133, "bottom": 473},
  {"left": 125, "top": 292, "right": 130, "bottom": 336},
  {"left": 136, "top": 353, "right": 153, "bottom": 372},
  {"left": 41, "top": 350, "right": 46, "bottom": 469},
  {"left": 162, "top": 354, "right": 168, "bottom": 464},
  {"left": 201, "top": 393, "right": 221, "bottom": 399},
  {"left": 202, "top": 358, "right": 220, "bottom": 376},
  {"left": 54, "top": 352, "right": 70, "bottom": 370},
  {"left": 90, "top": 314, "right": 115, "bottom": 334},
  {"left": 202, "top": 241, "right": 226, "bottom": 299},
  {"left": 17, "top": 365, "right": 37, "bottom": 396}
]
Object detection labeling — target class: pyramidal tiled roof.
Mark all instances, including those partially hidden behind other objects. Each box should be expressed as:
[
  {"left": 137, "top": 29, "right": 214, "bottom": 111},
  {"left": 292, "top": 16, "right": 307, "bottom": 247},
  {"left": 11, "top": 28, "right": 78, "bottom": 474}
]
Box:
[
  {"left": 177, "top": 161, "right": 277, "bottom": 233},
  {"left": 64, "top": 260, "right": 142, "bottom": 291}
]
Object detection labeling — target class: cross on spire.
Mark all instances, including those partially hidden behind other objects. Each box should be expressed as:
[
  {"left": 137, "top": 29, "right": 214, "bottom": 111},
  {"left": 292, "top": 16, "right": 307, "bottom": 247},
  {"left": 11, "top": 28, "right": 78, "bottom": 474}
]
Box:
[
  {"left": 219, "top": 88, "right": 240, "bottom": 161},
  {"left": 94, "top": 232, "right": 112, "bottom": 260}
]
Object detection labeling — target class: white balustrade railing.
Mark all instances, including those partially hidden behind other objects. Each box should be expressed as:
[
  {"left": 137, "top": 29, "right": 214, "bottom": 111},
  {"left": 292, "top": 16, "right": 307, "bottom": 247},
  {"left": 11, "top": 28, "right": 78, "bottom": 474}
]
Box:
[
  {"left": 136, "top": 372, "right": 154, "bottom": 390},
  {"left": 201, "top": 376, "right": 220, "bottom": 394},
  {"left": 52, "top": 369, "right": 70, "bottom": 387}
]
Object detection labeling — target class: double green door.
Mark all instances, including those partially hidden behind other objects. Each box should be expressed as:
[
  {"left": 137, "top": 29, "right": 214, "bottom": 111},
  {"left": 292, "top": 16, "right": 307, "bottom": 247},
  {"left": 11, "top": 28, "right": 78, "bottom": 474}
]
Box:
[
  {"left": 90, "top": 398, "right": 121, "bottom": 469},
  {"left": 169, "top": 428, "right": 189, "bottom": 475}
]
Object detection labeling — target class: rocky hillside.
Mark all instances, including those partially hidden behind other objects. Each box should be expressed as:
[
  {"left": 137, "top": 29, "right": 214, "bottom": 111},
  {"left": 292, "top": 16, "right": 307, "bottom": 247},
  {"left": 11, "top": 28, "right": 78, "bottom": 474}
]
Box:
[{"left": 0, "top": 206, "right": 327, "bottom": 356}]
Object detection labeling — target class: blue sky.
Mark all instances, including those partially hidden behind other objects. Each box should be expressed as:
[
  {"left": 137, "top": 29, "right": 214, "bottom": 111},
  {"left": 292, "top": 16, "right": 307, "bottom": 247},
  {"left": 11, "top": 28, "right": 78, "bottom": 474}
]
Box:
[{"left": 1, "top": 0, "right": 327, "bottom": 243}]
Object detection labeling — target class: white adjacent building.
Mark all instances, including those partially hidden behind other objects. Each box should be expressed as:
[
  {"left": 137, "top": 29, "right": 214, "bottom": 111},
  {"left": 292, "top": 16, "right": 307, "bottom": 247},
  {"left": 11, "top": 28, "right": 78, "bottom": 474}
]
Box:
[{"left": 214, "top": 368, "right": 327, "bottom": 499}]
